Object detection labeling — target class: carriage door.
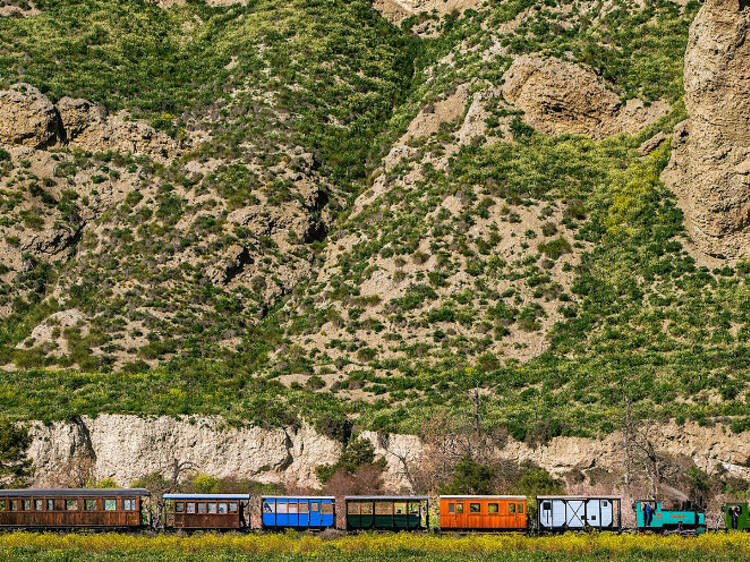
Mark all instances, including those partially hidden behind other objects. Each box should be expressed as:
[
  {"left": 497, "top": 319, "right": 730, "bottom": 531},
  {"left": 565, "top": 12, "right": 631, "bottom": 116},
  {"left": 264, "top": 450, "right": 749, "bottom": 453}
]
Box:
[
  {"left": 566, "top": 500, "right": 585, "bottom": 529},
  {"left": 540, "top": 501, "right": 552, "bottom": 529},
  {"left": 309, "top": 501, "right": 320, "bottom": 527}
]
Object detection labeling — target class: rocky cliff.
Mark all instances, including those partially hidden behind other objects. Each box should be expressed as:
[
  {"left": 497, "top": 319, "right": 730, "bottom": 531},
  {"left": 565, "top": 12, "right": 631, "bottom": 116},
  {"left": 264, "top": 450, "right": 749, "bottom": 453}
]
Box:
[
  {"left": 26, "top": 415, "right": 750, "bottom": 492},
  {"left": 662, "top": 0, "right": 750, "bottom": 258}
]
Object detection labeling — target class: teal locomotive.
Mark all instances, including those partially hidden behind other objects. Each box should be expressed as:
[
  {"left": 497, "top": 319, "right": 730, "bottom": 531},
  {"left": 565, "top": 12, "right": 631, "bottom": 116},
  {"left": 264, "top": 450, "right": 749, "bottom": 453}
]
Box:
[{"left": 633, "top": 500, "right": 706, "bottom": 534}]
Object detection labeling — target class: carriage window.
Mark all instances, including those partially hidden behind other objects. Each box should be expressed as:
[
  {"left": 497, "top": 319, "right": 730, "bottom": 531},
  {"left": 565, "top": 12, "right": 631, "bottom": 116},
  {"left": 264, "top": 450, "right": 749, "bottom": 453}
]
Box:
[
  {"left": 104, "top": 500, "right": 117, "bottom": 511},
  {"left": 347, "top": 503, "right": 360, "bottom": 515},
  {"left": 542, "top": 501, "right": 551, "bottom": 511},
  {"left": 123, "top": 500, "right": 136, "bottom": 511},
  {"left": 448, "top": 503, "right": 455, "bottom": 514},
  {"left": 375, "top": 502, "right": 394, "bottom": 515},
  {"left": 311, "top": 502, "right": 320, "bottom": 513},
  {"left": 66, "top": 500, "right": 78, "bottom": 511},
  {"left": 409, "top": 503, "right": 420, "bottom": 514},
  {"left": 488, "top": 503, "right": 499, "bottom": 513},
  {"left": 518, "top": 504, "right": 524, "bottom": 514},
  {"left": 85, "top": 500, "right": 97, "bottom": 511},
  {"left": 0, "top": 500, "right": 5, "bottom": 510},
  {"left": 218, "top": 503, "right": 228, "bottom": 514},
  {"left": 35, "top": 500, "right": 43, "bottom": 511},
  {"left": 322, "top": 502, "right": 333, "bottom": 514},
  {"left": 602, "top": 501, "right": 608, "bottom": 507},
  {"left": 456, "top": 503, "right": 464, "bottom": 514},
  {"left": 229, "top": 503, "right": 238, "bottom": 513},
  {"left": 208, "top": 503, "right": 217, "bottom": 514},
  {"left": 46, "top": 499, "right": 55, "bottom": 511},
  {"left": 197, "top": 503, "right": 206, "bottom": 514},
  {"left": 509, "top": 503, "right": 516, "bottom": 514},
  {"left": 288, "top": 503, "right": 298, "bottom": 514},
  {"left": 186, "top": 503, "right": 196, "bottom": 514},
  {"left": 22, "top": 499, "right": 30, "bottom": 511},
  {"left": 299, "top": 502, "right": 309, "bottom": 514},
  {"left": 263, "top": 502, "right": 275, "bottom": 513},
  {"left": 10, "top": 500, "right": 18, "bottom": 511},
  {"left": 175, "top": 503, "right": 184, "bottom": 513},
  {"left": 470, "top": 503, "right": 480, "bottom": 513},
  {"left": 361, "top": 503, "right": 373, "bottom": 514},
  {"left": 394, "top": 502, "right": 406, "bottom": 515},
  {"left": 277, "top": 502, "right": 288, "bottom": 514}
]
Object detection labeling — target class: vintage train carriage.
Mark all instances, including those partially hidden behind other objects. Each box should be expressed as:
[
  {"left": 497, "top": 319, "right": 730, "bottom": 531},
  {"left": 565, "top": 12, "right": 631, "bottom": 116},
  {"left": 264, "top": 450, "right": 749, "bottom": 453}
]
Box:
[
  {"left": 537, "top": 496, "right": 622, "bottom": 532},
  {"left": 261, "top": 496, "right": 335, "bottom": 529},
  {"left": 633, "top": 499, "right": 706, "bottom": 534},
  {"left": 439, "top": 495, "right": 527, "bottom": 532},
  {"left": 163, "top": 494, "right": 250, "bottom": 529},
  {"left": 725, "top": 502, "right": 750, "bottom": 531},
  {"left": 345, "top": 496, "right": 428, "bottom": 531},
  {"left": 0, "top": 488, "right": 149, "bottom": 529}
]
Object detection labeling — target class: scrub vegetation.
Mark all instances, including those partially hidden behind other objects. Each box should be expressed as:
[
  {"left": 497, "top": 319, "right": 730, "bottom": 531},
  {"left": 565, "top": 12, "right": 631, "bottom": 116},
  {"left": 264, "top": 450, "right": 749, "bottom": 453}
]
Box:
[{"left": 1, "top": 0, "right": 748, "bottom": 446}]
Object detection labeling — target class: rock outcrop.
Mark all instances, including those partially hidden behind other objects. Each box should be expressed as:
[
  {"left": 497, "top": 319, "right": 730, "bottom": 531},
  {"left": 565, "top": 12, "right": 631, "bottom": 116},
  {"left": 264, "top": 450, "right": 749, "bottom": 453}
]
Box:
[
  {"left": 57, "top": 97, "right": 180, "bottom": 162},
  {"left": 0, "top": 83, "right": 62, "bottom": 148},
  {"left": 28, "top": 415, "right": 342, "bottom": 489},
  {"left": 0, "top": 86, "right": 182, "bottom": 162},
  {"left": 662, "top": 0, "right": 750, "bottom": 258},
  {"left": 25, "top": 414, "right": 750, "bottom": 492},
  {"left": 502, "top": 55, "right": 670, "bottom": 139},
  {"left": 373, "top": 0, "right": 484, "bottom": 26}
]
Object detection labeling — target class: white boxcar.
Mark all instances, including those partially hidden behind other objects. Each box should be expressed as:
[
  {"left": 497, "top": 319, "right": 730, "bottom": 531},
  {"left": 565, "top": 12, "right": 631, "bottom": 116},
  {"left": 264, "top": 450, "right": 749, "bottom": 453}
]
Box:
[{"left": 537, "top": 496, "right": 622, "bottom": 531}]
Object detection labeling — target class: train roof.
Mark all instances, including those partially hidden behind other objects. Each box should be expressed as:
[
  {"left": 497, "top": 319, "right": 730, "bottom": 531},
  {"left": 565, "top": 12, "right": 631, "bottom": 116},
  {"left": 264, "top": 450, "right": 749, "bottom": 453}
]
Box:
[
  {"left": 0, "top": 488, "right": 150, "bottom": 497},
  {"left": 262, "top": 496, "right": 335, "bottom": 500},
  {"left": 537, "top": 496, "right": 622, "bottom": 500},
  {"left": 440, "top": 495, "right": 527, "bottom": 500},
  {"left": 345, "top": 496, "right": 429, "bottom": 501},
  {"left": 163, "top": 494, "right": 250, "bottom": 500}
]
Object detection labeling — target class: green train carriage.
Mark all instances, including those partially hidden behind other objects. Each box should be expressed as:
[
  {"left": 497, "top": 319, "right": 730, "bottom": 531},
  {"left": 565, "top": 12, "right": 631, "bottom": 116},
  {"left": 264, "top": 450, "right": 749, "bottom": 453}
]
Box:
[{"left": 345, "top": 496, "right": 428, "bottom": 531}]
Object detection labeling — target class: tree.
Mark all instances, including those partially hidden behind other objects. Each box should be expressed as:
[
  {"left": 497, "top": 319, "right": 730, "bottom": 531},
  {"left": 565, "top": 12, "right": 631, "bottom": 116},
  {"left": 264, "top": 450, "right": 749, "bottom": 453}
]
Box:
[
  {"left": 441, "top": 455, "right": 494, "bottom": 495},
  {"left": 0, "top": 419, "right": 31, "bottom": 486}
]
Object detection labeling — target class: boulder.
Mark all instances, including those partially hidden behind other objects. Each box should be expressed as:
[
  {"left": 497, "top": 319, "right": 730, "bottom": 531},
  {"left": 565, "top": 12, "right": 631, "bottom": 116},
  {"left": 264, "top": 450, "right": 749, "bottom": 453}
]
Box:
[
  {"left": 502, "top": 55, "right": 669, "bottom": 139},
  {"left": 0, "top": 83, "right": 62, "bottom": 148},
  {"left": 661, "top": 0, "right": 750, "bottom": 258}
]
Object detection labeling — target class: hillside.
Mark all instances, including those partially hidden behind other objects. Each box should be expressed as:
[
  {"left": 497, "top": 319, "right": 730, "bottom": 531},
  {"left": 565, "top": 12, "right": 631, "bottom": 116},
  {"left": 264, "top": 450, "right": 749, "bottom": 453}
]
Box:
[{"left": 1, "top": 0, "right": 749, "bottom": 455}]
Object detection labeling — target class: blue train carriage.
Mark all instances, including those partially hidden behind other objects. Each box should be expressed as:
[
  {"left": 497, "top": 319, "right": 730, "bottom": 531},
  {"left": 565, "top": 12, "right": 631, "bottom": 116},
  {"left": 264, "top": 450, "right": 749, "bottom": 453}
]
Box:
[
  {"left": 633, "top": 499, "right": 706, "bottom": 535},
  {"left": 261, "top": 496, "right": 335, "bottom": 530},
  {"left": 537, "top": 496, "right": 622, "bottom": 532},
  {"left": 345, "top": 496, "right": 429, "bottom": 531}
]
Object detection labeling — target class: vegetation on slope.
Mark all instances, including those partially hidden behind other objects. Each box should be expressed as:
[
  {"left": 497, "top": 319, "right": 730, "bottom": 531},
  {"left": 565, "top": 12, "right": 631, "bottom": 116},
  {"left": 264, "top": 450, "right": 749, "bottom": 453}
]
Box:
[{"left": 2, "top": 0, "right": 749, "bottom": 446}]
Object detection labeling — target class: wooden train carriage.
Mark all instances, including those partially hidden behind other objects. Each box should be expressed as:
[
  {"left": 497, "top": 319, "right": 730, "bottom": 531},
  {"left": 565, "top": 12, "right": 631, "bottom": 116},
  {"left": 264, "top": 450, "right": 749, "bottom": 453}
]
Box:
[
  {"left": 725, "top": 502, "right": 750, "bottom": 531},
  {"left": 0, "top": 488, "right": 149, "bottom": 529},
  {"left": 163, "top": 494, "right": 250, "bottom": 529},
  {"left": 538, "top": 496, "right": 622, "bottom": 532},
  {"left": 633, "top": 499, "right": 705, "bottom": 534},
  {"left": 261, "top": 496, "right": 335, "bottom": 529},
  {"left": 345, "top": 496, "right": 428, "bottom": 531},
  {"left": 439, "top": 495, "right": 527, "bottom": 531}
]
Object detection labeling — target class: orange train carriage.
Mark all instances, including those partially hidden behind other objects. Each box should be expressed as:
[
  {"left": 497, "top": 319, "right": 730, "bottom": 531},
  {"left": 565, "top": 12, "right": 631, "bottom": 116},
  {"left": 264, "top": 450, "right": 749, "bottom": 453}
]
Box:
[{"left": 439, "top": 495, "right": 527, "bottom": 531}]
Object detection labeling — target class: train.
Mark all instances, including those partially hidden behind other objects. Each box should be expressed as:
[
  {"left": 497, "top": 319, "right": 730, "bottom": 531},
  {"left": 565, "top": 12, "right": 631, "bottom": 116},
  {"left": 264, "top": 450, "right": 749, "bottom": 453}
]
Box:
[{"left": 0, "top": 488, "right": 737, "bottom": 534}]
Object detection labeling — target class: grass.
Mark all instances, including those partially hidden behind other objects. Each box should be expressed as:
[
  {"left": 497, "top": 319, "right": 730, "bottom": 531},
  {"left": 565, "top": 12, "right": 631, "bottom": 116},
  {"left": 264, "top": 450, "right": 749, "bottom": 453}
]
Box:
[{"left": 3, "top": 531, "right": 750, "bottom": 561}]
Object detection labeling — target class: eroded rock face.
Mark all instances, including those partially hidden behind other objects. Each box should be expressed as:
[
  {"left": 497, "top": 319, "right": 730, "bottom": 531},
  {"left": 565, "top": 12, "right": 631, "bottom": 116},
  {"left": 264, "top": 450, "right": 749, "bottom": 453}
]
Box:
[
  {"left": 502, "top": 55, "right": 669, "bottom": 139},
  {"left": 58, "top": 97, "right": 180, "bottom": 162},
  {"left": 0, "top": 83, "right": 62, "bottom": 148},
  {"left": 662, "top": 0, "right": 750, "bottom": 258},
  {"left": 25, "top": 415, "right": 750, "bottom": 492},
  {"left": 373, "top": 0, "right": 484, "bottom": 26},
  {"left": 28, "top": 415, "right": 342, "bottom": 488}
]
